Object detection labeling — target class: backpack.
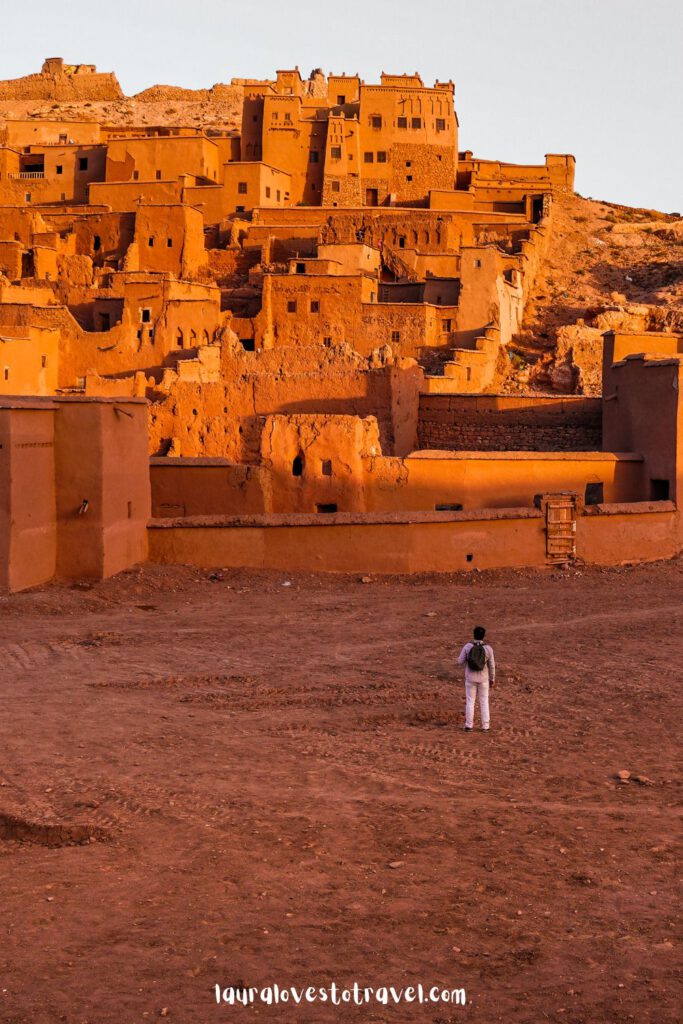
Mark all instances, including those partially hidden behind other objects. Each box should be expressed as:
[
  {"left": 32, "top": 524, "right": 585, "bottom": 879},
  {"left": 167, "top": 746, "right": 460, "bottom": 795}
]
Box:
[{"left": 466, "top": 641, "right": 487, "bottom": 672}]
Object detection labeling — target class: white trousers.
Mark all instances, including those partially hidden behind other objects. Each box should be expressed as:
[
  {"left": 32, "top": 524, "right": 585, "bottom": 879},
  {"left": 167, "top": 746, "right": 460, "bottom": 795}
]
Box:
[{"left": 465, "top": 679, "right": 490, "bottom": 729}]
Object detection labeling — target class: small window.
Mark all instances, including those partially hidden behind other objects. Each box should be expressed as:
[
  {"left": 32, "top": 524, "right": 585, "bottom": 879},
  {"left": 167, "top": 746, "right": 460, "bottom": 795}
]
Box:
[
  {"left": 236, "top": 206, "right": 245, "bottom": 213},
  {"left": 79, "top": 157, "right": 88, "bottom": 171},
  {"left": 41, "top": 355, "right": 47, "bottom": 369},
  {"left": 93, "top": 235, "right": 101, "bottom": 252},
  {"left": 296, "top": 262, "right": 306, "bottom": 274},
  {"left": 436, "top": 118, "right": 446, "bottom": 131},
  {"left": 650, "top": 478, "right": 670, "bottom": 501},
  {"left": 25, "top": 193, "right": 31, "bottom": 203},
  {"left": 265, "top": 186, "right": 271, "bottom": 198},
  {"left": 406, "top": 161, "right": 412, "bottom": 168},
  {"left": 310, "top": 300, "right": 319, "bottom": 313},
  {"left": 585, "top": 482, "right": 604, "bottom": 506},
  {"left": 337, "top": 94, "right": 346, "bottom": 104},
  {"left": 323, "top": 336, "right": 332, "bottom": 344},
  {"left": 56, "top": 164, "right": 63, "bottom": 175},
  {"left": 141, "top": 308, "right": 151, "bottom": 323},
  {"left": 377, "top": 151, "right": 387, "bottom": 163},
  {"left": 284, "top": 112, "right": 292, "bottom": 123},
  {"left": 331, "top": 146, "right": 342, "bottom": 159},
  {"left": 292, "top": 454, "right": 304, "bottom": 477},
  {"left": 371, "top": 115, "right": 382, "bottom": 128},
  {"left": 406, "top": 175, "right": 413, "bottom": 182},
  {"left": 398, "top": 236, "right": 406, "bottom": 249},
  {"left": 316, "top": 503, "right": 337, "bottom": 514},
  {"left": 127, "top": 501, "right": 133, "bottom": 519},
  {"left": 148, "top": 237, "right": 154, "bottom": 247},
  {"left": 364, "top": 152, "right": 374, "bottom": 163},
  {"left": 272, "top": 112, "right": 279, "bottom": 121},
  {"left": 287, "top": 300, "right": 297, "bottom": 313},
  {"left": 397, "top": 116, "right": 407, "bottom": 129},
  {"left": 331, "top": 180, "right": 341, "bottom": 193},
  {"left": 276, "top": 190, "right": 281, "bottom": 201},
  {"left": 442, "top": 319, "right": 452, "bottom": 332},
  {"left": 474, "top": 259, "right": 482, "bottom": 268},
  {"left": 411, "top": 117, "right": 422, "bottom": 129},
  {"left": 238, "top": 181, "right": 248, "bottom": 194},
  {"left": 58, "top": 134, "right": 67, "bottom": 144},
  {"left": 3, "top": 368, "right": 8, "bottom": 381},
  {"left": 176, "top": 329, "right": 184, "bottom": 348},
  {"left": 167, "top": 238, "right": 173, "bottom": 248},
  {"left": 155, "top": 170, "right": 161, "bottom": 180},
  {"left": 391, "top": 330, "right": 401, "bottom": 343},
  {"left": 321, "top": 459, "right": 332, "bottom": 477},
  {"left": 310, "top": 151, "right": 319, "bottom": 163},
  {"left": 133, "top": 170, "right": 139, "bottom": 181}
]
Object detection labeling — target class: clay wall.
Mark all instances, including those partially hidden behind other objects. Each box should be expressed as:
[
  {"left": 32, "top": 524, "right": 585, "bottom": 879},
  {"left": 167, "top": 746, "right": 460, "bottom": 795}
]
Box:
[
  {"left": 261, "top": 95, "right": 327, "bottom": 205},
  {"left": 417, "top": 395, "right": 602, "bottom": 451},
  {"left": 88, "top": 180, "right": 183, "bottom": 212},
  {"left": 105, "top": 136, "right": 220, "bottom": 184},
  {"left": 53, "top": 397, "right": 150, "bottom": 579},
  {"left": 147, "top": 500, "right": 681, "bottom": 574},
  {"left": 602, "top": 354, "right": 683, "bottom": 502},
  {"left": 0, "top": 326, "right": 59, "bottom": 395},
  {"left": 150, "top": 458, "right": 271, "bottom": 516},
  {"left": 129, "top": 204, "right": 208, "bottom": 278},
  {"left": 0, "top": 401, "right": 57, "bottom": 592}
]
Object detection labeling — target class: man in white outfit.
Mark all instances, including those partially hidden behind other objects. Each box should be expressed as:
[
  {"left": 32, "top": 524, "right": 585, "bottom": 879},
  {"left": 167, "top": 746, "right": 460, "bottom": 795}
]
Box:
[{"left": 457, "top": 625, "right": 495, "bottom": 732}]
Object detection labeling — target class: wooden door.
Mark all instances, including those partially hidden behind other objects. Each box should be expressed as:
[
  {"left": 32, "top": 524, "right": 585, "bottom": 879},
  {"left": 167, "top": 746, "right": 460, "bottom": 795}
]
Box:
[{"left": 545, "top": 494, "right": 577, "bottom": 563}]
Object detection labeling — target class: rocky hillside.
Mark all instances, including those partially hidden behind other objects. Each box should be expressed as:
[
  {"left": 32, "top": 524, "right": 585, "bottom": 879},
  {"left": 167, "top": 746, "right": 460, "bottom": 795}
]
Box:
[{"left": 507, "top": 193, "right": 683, "bottom": 395}]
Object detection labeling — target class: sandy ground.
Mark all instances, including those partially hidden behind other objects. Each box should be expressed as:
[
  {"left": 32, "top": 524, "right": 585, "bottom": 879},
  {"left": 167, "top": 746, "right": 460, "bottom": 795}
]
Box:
[{"left": 0, "top": 560, "right": 681, "bottom": 1023}]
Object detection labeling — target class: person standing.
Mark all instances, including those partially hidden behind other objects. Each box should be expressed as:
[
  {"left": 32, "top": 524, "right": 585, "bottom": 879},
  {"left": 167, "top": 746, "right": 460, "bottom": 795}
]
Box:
[{"left": 457, "top": 626, "right": 495, "bottom": 732}]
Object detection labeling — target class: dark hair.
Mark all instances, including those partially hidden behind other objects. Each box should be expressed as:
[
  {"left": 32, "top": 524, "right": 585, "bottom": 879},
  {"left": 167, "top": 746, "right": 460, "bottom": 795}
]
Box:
[{"left": 473, "top": 625, "right": 486, "bottom": 640}]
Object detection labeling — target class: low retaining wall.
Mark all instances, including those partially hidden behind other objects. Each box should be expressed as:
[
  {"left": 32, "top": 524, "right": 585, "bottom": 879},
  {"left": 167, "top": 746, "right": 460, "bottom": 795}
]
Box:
[
  {"left": 417, "top": 394, "right": 602, "bottom": 451},
  {"left": 147, "top": 502, "right": 680, "bottom": 574}
]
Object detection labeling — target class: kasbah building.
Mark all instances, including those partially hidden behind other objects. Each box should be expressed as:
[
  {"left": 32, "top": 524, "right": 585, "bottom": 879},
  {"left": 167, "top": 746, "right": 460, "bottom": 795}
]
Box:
[{"left": 1, "top": 57, "right": 682, "bottom": 592}]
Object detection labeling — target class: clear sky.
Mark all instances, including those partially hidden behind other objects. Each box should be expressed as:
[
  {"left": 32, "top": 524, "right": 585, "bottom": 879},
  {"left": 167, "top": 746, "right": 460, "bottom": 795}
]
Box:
[{"left": 0, "top": 0, "right": 680, "bottom": 211}]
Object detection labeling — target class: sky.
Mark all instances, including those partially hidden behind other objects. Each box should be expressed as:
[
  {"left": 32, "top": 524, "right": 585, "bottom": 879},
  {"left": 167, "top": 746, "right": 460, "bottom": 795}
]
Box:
[{"left": 0, "top": 0, "right": 680, "bottom": 211}]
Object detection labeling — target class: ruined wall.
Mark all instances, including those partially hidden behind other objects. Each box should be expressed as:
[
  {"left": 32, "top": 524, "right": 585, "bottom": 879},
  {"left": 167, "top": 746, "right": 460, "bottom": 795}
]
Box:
[{"left": 417, "top": 394, "right": 603, "bottom": 451}]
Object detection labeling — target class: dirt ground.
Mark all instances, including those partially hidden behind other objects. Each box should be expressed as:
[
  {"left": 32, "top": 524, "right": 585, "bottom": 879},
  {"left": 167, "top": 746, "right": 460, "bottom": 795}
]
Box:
[{"left": 0, "top": 560, "right": 681, "bottom": 1023}]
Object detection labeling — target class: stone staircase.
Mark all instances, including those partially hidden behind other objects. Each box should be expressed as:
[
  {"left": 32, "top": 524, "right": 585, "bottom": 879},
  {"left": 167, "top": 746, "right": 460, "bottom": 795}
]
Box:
[{"left": 423, "top": 326, "right": 501, "bottom": 393}]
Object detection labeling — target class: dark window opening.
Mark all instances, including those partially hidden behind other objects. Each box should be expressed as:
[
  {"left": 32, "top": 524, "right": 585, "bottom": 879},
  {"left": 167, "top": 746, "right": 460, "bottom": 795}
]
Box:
[
  {"left": 292, "top": 454, "right": 304, "bottom": 477},
  {"left": 466, "top": 552, "right": 474, "bottom": 562},
  {"left": 240, "top": 337, "right": 255, "bottom": 351},
  {"left": 310, "top": 151, "right": 319, "bottom": 163},
  {"left": 391, "top": 330, "right": 401, "bottom": 343},
  {"left": 337, "top": 94, "right": 346, "bottom": 105},
  {"left": 584, "top": 482, "right": 604, "bottom": 505},
  {"left": 532, "top": 196, "right": 544, "bottom": 223},
  {"left": 377, "top": 151, "right": 387, "bottom": 163},
  {"left": 411, "top": 117, "right": 422, "bottom": 129},
  {"left": 133, "top": 170, "right": 139, "bottom": 181},
  {"left": 56, "top": 164, "right": 63, "bottom": 175},
  {"left": 316, "top": 503, "right": 337, "bottom": 514},
  {"left": 127, "top": 501, "right": 133, "bottom": 519},
  {"left": 650, "top": 478, "right": 670, "bottom": 501},
  {"left": 398, "top": 236, "right": 406, "bottom": 248},
  {"left": 296, "top": 262, "right": 306, "bottom": 274},
  {"left": 167, "top": 237, "right": 173, "bottom": 247},
  {"left": 148, "top": 237, "right": 154, "bottom": 247},
  {"left": 141, "top": 308, "right": 152, "bottom": 323},
  {"left": 238, "top": 181, "right": 248, "bottom": 194},
  {"left": 236, "top": 205, "right": 245, "bottom": 213},
  {"left": 406, "top": 175, "right": 413, "bottom": 182},
  {"left": 332, "top": 180, "right": 341, "bottom": 192},
  {"left": 310, "top": 300, "right": 319, "bottom": 312},
  {"left": 371, "top": 115, "right": 382, "bottom": 128},
  {"left": 321, "top": 460, "right": 332, "bottom": 476},
  {"left": 155, "top": 170, "right": 162, "bottom": 180},
  {"left": 364, "top": 152, "right": 374, "bottom": 163},
  {"left": 397, "top": 116, "right": 407, "bottom": 129},
  {"left": 93, "top": 235, "right": 101, "bottom": 251},
  {"left": 79, "top": 157, "right": 89, "bottom": 171},
  {"left": 41, "top": 355, "right": 47, "bottom": 369},
  {"left": 436, "top": 118, "right": 446, "bottom": 131},
  {"left": 287, "top": 300, "right": 297, "bottom": 313},
  {"left": 331, "top": 146, "right": 342, "bottom": 159}
]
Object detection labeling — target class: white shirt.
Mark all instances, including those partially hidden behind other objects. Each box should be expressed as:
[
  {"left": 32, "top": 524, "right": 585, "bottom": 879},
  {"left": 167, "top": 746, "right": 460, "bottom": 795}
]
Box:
[{"left": 458, "top": 642, "right": 495, "bottom": 685}]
